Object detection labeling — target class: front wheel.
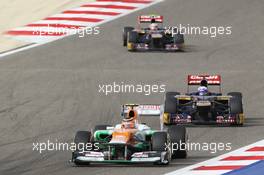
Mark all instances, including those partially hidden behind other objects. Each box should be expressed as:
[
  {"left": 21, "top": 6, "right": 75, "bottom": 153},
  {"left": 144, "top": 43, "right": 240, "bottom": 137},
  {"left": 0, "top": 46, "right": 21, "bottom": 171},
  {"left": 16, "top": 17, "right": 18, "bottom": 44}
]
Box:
[
  {"left": 94, "top": 124, "right": 111, "bottom": 132},
  {"left": 167, "top": 125, "right": 187, "bottom": 159},
  {"left": 73, "top": 131, "right": 92, "bottom": 165},
  {"left": 152, "top": 132, "right": 170, "bottom": 165}
]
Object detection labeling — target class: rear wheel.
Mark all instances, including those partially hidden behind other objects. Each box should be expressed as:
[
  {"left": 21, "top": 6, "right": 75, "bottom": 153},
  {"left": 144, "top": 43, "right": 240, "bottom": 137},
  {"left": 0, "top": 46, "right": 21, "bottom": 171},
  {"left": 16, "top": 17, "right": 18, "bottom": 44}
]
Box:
[
  {"left": 174, "top": 33, "right": 184, "bottom": 44},
  {"left": 164, "top": 92, "right": 180, "bottom": 114},
  {"left": 172, "top": 28, "right": 184, "bottom": 51},
  {"left": 228, "top": 94, "right": 244, "bottom": 126},
  {"left": 229, "top": 97, "right": 243, "bottom": 114},
  {"left": 167, "top": 125, "right": 187, "bottom": 159},
  {"left": 92, "top": 125, "right": 111, "bottom": 142},
  {"left": 127, "top": 31, "right": 138, "bottom": 51},
  {"left": 172, "top": 28, "right": 184, "bottom": 44},
  {"left": 228, "top": 92, "right": 242, "bottom": 99},
  {"left": 94, "top": 125, "right": 111, "bottom": 132},
  {"left": 164, "top": 92, "right": 180, "bottom": 125},
  {"left": 228, "top": 92, "right": 243, "bottom": 114},
  {"left": 123, "top": 26, "right": 134, "bottom": 46}
]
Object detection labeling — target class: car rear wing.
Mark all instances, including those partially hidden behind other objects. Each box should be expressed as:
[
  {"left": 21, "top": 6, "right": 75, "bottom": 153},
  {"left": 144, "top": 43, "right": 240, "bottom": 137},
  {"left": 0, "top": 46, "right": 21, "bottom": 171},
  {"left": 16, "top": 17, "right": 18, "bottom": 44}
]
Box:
[
  {"left": 188, "top": 75, "right": 221, "bottom": 85},
  {"left": 122, "top": 104, "right": 161, "bottom": 116},
  {"left": 138, "top": 15, "right": 163, "bottom": 23},
  {"left": 187, "top": 75, "right": 222, "bottom": 93}
]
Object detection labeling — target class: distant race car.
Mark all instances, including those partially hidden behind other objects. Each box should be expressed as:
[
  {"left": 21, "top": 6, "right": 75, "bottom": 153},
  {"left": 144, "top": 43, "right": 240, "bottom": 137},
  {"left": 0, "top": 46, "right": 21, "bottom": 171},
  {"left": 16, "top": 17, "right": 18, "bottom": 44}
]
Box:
[
  {"left": 123, "top": 15, "right": 184, "bottom": 51},
  {"left": 71, "top": 104, "right": 187, "bottom": 166},
  {"left": 163, "top": 75, "right": 245, "bottom": 126}
]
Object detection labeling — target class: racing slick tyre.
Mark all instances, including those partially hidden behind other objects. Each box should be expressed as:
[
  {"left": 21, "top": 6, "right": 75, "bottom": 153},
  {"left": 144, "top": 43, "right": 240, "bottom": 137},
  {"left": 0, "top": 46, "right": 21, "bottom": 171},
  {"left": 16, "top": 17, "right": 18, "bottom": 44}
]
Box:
[
  {"left": 229, "top": 94, "right": 243, "bottom": 114},
  {"left": 127, "top": 31, "right": 138, "bottom": 51},
  {"left": 167, "top": 125, "right": 187, "bottom": 159},
  {"left": 152, "top": 132, "right": 168, "bottom": 151},
  {"left": 229, "top": 95, "right": 244, "bottom": 126},
  {"left": 73, "top": 131, "right": 92, "bottom": 165},
  {"left": 94, "top": 125, "right": 111, "bottom": 132},
  {"left": 228, "top": 92, "right": 242, "bottom": 99},
  {"left": 123, "top": 26, "right": 134, "bottom": 46},
  {"left": 74, "top": 131, "right": 91, "bottom": 150},
  {"left": 164, "top": 92, "right": 180, "bottom": 114},
  {"left": 152, "top": 131, "right": 170, "bottom": 165},
  {"left": 173, "top": 33, "right": 184, "bottom": 44}
]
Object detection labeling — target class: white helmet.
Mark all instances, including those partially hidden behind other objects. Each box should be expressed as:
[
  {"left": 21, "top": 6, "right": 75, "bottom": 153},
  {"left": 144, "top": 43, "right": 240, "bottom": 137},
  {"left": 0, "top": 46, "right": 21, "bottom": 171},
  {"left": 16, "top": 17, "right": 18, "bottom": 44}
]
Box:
[{"left": 198, "top": 86, "right": 208, "bottom": 96}]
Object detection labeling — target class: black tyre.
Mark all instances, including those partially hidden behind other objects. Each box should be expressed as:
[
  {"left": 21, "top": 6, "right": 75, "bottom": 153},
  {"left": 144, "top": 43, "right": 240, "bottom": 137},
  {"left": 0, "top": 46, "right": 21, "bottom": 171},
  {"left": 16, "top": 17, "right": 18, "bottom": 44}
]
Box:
[
  {"left": 73, "top": 131, "right": 91, "bottom": 165},
  {"left": 229, "top": 96, "right": 243, "bottom": 114},
  {"left": 74, "top": 131, "right": 91, "bottom": 151},
  {"left": 152, "top": 132, "right": 168, "bottom": 151},
  {"left": 164, "top": 92, "right": 180, "bottom": 114},
  {"left": 229, "top": 96, "right": 244, "bottom": 126},
  {"left": 123, "top": 26, "right": 134, "bottom": 46},
  {"left": 127, "top": 31, "right": 138, "bottom": 43},
  {"left": 167, "top": 125, "right": 187, "bottom": 159},
  {"left": 228, "top": 92, "right": 242, "bottom": 99},
  {"left": 94, "top": 125, "right": 111, "bottom": 132},
  {"left": 173, "top": 33, "right": 184, "bottom": 44},
  {"left": 152, "top": 131, "right": 170, "bottom": 165}
]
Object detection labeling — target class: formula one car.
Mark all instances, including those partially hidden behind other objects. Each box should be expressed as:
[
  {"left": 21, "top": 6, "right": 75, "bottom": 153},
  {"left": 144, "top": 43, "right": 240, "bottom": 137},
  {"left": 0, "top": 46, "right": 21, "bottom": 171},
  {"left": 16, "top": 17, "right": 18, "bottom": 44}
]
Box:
[
  {"left": 163, "top": 75, "right": 245, "bottom": 126},
  {"left": 123, "top": 15, "right": 184, "bottom": 51},
  {"left": 71, "top": 104, "right": 187, "bottom": 166}
]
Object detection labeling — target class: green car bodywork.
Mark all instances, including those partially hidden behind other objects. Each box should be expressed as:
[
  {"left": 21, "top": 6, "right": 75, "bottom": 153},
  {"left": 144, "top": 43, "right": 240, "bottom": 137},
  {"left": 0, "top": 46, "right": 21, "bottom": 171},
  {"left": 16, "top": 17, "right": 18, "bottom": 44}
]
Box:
[{"left": 93, "top": 129, "right": 156, "bottom": 152}]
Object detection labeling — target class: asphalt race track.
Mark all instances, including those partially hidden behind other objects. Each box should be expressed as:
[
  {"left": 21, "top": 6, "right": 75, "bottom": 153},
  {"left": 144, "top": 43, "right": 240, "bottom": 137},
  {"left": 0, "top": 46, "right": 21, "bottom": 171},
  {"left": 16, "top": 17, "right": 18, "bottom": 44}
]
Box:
[{"left": 0, "top": 0, "right": 264, "bottom": 175}]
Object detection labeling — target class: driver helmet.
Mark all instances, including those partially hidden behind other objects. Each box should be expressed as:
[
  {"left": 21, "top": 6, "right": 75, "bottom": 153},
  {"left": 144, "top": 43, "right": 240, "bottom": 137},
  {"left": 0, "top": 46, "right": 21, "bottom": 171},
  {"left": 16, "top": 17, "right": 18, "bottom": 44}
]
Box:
[
  {"left": 122, "top": 110, "right": 137, "bottom": 129},
  {"left": 200, "top": 79, "right": 208, "bottom": 87},
  {"left": 198, "top": 86, "right": 208, "bottom": 96},
  {"left": 149, "top": 23, "right": 158, "bottom": 30}
]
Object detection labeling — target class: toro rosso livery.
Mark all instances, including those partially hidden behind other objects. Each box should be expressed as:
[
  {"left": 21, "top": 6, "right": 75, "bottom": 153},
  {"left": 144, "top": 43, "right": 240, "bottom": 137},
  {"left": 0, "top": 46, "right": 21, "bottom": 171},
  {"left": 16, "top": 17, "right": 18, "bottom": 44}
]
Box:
[
  {"left": 71, "top": 104, "right": 187, "bottom": 166},
  {"left": 123, "top": 15, "right": 184, "bottom": 51},
  {"left": 163, "top": 75, "right": 245, "bottom": 126}
]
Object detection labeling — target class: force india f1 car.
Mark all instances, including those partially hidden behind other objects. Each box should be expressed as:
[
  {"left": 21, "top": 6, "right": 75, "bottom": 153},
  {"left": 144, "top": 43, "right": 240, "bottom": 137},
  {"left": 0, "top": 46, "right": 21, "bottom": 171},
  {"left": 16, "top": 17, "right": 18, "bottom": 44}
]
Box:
[
  {"left": 163, "top": 75, "right": 245, "bottom": 126},
  {"left": 71, "top": 104, "right": 187, "bottom": 166},
  {"left": 123, "top": 15, "right": 184, "bottom": 51}
]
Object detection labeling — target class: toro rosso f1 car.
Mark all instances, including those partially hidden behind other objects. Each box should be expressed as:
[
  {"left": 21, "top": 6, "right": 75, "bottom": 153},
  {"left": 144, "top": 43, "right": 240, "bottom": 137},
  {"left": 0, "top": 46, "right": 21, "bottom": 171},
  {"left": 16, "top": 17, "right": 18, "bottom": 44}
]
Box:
[
  {"left": 123, "top": 15, "right": 184, "bottom": 51},
  {"left": 163, "top": 75, "right": 245, "bottom": 126},
  {"left": 71, "top": 104, "right": 187, "bottom": 166}
]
